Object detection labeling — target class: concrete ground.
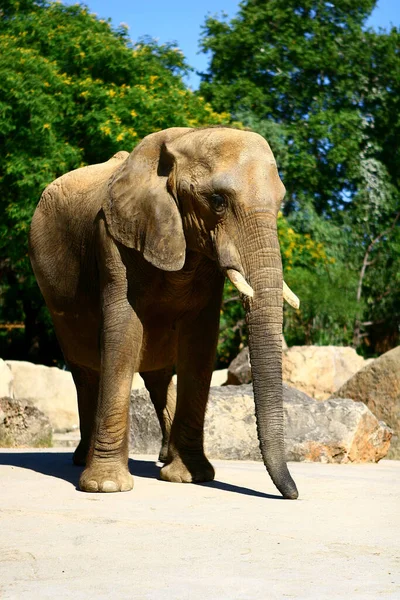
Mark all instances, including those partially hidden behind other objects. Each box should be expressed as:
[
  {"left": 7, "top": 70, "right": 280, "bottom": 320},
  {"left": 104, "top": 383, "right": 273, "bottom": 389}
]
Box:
[{"left": 0, "top": 450, "right": 399, "bottom": 600}]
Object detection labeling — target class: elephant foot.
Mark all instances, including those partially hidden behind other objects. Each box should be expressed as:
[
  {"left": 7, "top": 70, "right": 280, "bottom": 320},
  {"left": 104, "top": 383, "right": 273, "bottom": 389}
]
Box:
[
  {"left": 79, "top": 462, "right": 134, "bottom": 493},
  {"left": 160, "top": 454, "right": 215, "bottom": 483},
  {"left": 72, "top": 440, "right": 89, "bottom": 466}
]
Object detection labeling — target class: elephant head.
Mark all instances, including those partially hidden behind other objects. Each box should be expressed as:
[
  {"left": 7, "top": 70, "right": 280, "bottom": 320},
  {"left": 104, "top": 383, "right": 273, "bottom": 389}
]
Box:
[{"left": 103, "top": 126, "right": 299, "bottom": 499}]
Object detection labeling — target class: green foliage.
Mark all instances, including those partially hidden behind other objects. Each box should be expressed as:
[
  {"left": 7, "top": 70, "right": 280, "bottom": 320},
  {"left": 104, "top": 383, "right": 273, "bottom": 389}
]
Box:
[
  {"left": 200, "top": 0, "right": 376, "bottom": 212},
  {"left": 0, "top": 0, "right": 229, "bottom": 362},
  {"left": 283, "top": 267, "right": 361, "bottom": 347}
]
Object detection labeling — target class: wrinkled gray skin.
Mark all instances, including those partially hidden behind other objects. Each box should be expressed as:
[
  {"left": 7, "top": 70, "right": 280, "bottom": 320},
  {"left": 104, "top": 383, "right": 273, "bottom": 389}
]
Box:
[{"left": 29, "top": 127, "right": 298, "bottom": 499}]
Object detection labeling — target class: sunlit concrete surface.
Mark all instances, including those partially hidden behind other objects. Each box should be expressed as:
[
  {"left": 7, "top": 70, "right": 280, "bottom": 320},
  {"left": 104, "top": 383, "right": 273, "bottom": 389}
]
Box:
[{"left": 0, "top": 449, "right": 399, "bottom": 599}]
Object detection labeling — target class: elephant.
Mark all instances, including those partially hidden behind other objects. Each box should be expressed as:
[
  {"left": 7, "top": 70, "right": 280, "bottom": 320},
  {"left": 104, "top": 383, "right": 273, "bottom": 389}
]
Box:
[{"left": 29, "top": 126, "right": 300, "bottom": 499}]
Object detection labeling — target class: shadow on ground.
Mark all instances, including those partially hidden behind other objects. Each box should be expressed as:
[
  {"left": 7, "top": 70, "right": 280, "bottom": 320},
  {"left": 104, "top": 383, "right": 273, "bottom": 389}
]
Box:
[{"left": 0, "top": 452, "right": 282, "bottom": 499}]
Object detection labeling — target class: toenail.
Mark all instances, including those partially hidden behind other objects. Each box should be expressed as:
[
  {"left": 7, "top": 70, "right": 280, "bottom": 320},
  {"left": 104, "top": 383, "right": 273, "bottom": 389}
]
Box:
[{"left": 102, "top": 480, "right": 118, "bottom": 492}]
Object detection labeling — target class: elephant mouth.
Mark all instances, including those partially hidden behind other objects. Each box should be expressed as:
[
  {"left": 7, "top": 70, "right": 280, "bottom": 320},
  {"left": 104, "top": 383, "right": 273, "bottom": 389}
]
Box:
[{"left": 226, "top": 268, "right": 299, "bottom": 308}]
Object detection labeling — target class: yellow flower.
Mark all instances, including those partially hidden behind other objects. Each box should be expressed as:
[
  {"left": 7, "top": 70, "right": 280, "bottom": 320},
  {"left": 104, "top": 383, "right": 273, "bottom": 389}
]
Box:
[
  {"left": 43, "top": 123, "right": 50, "bottom": 129},
  {"left": 100, "top": 125, "right": 111, "bottom": 136},
  {"left": 108, "top": 89, "right": 116, "bottom": 98},
  {"left": 62, "top": 74, "right": 72, "bottom": 85},
  {"left": 149, "top": 75, "right": 158, "bottom": 84},
  {"left": 130, "top": 110, "right": 137, "bottom": 118},
  {"left": 116, "top": 133, "right": 124, "bottom": 142}
]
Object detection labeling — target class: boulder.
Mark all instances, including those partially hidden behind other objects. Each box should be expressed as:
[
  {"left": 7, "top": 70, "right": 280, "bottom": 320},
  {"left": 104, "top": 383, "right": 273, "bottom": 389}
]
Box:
[
  {"left": 0, "top": 397, "right": 52, "bottom": 447},
  {"left": 129, "top": 387, "right": 162, "bottom": 454},
  {"left": 0, "top": 359, "right": 13, "bottom": 397},
  {"left": 283, "top": 390, "right": 392, "bottom": 463},
  {"left": 333, "top": 346, "right": 400, "bottom": 458},
  {"left": 206, "top": 385, "right": 391, "bottom": 463},
  {"left": 129, "top": 384, "right": 391, "bottom": 462},
  {"left": 226, "top": 345, "right": 371, "bottom": 397},
  {"left": 6, "top": 361, "right": 78, "bottom": 432},
  {"left": 226, "top": 347, "right": 251, "bottom": 385},
  {"left": 282, "top": 346, "right": 373, "bottom": 400}
]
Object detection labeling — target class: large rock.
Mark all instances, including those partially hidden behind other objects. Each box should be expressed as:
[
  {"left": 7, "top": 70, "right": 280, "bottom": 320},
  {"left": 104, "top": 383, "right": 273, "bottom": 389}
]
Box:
[
  {"left": 282, "top": 346, "right": 373, "bottom": 400},
  {"left": 0, "top": 359, "right": 13, "bottom": 397},
  {"left": 226, "top": 347, "right": 251, "bottom": 385},
  {"left": 283, "top": 390, "right": 391, "bottom": 463},
  {"left": 6, "top": 361, "right": 78, "bottom": 432},
  {"left": 130, "top": 387, "right": 163, "bottom": 454},
  {"left": 207, "top": 385, "right": 391, "bottom": 463},
  {"left": 129, "top": 384, "right": 391, "bottom": 462},
  {"left": 333, "top": 346, "right": 400, "bottom": 458},
  {"left": 226, "top": 345, "right": 371, "bottom": 397},
  {"left": 0, "top": 397, "right": 52, "bottom": 447}
]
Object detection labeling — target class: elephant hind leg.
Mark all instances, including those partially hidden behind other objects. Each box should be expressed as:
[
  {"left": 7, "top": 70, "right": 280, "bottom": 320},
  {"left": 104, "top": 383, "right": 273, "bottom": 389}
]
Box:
[
  {"left": 69, "top": 364, "right": 100, "bottom": 466},
  {"left": 140, "top": 367, "right": 176, "bottom": 463},
  {"left": 160, "top": 275, "right": 224, "bottom": 484}
]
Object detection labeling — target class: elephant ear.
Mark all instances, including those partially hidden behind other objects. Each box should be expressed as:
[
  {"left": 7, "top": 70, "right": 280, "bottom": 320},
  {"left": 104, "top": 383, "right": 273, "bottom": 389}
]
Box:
[{"left": 103, "top": 127, "right": 190, "bottom": 271}]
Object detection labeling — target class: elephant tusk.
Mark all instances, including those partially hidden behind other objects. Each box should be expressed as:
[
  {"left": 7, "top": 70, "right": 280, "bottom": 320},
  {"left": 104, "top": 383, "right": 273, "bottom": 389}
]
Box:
[
  {"left": 227, "top": 270, "right": 299, "bottom": 307},
  {"left": 283, "top": 281, "right": 300, "bottom": 309},
  {"left": 227, "top": 269, "right": 254, "bottom": 298}
]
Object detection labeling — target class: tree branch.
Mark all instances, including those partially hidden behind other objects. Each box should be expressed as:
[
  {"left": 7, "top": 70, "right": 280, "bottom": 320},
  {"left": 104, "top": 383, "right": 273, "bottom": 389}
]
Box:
[
  {"left": 353, "top": 209, "right": 400, "bottom": 348},
  {"left": 356, "top": 209, "right": 400, "bottom": 304}
]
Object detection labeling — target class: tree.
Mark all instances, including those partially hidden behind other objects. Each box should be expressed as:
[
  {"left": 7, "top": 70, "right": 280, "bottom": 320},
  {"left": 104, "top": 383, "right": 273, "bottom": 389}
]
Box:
[
  {"left": 0, "top": 0, "right": 229, "bottom": 363},
  {"left": 200, "top": 0, "right": 400, "bottom": 355},
  {"left": 200, "top": 0, "right": 377, "bottom": 211}
]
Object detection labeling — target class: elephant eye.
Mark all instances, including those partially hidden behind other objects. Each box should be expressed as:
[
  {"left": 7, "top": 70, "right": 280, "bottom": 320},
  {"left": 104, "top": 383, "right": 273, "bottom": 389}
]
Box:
[{"left": 210, "top": 193, "right": 227, "bottom": 213}]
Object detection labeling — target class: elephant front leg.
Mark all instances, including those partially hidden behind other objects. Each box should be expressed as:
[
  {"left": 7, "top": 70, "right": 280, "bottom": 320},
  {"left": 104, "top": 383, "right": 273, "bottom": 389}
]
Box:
[
  {"left": 79, "top": 303, "right": 142, "bottom": 493},
  {"left": 160, "top": 282, "right": 223, "bottom": 483}
]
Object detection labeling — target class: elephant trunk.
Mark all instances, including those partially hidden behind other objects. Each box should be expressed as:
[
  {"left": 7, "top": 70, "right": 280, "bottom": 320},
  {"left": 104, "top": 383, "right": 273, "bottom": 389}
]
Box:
[{"left": 238, "top": 214, "right": 298, "bottom": 499}]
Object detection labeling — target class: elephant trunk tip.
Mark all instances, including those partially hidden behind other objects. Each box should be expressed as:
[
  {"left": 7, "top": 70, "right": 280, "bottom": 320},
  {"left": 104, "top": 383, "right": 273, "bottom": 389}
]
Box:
[
  {"left": 282, "top": 485, "right": 299, "bottom": 500},
  {"left": 267, "top": 465, "right": 299, "bottom": 499}
]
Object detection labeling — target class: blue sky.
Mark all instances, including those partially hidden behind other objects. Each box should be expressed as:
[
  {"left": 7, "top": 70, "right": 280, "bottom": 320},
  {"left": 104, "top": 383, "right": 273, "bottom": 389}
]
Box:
[{"left": 64, "top": 0, "right": 400, "bottom": 89}]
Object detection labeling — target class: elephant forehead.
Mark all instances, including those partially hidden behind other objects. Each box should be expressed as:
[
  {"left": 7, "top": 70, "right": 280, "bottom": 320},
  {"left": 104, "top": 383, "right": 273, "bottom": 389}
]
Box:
[
  {"left": 218, "top": 133, "right": 275, "bottom": 165},
  {"left": 211, "top": 158, "right": 283, "bottom": 191},
  {"left": 177, "top": 128, "right": 276, "bottom": 165}
]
